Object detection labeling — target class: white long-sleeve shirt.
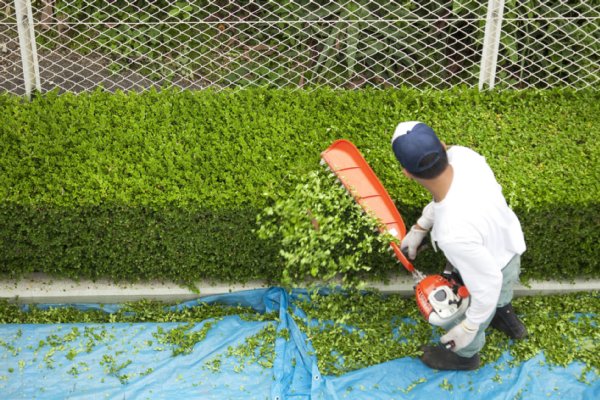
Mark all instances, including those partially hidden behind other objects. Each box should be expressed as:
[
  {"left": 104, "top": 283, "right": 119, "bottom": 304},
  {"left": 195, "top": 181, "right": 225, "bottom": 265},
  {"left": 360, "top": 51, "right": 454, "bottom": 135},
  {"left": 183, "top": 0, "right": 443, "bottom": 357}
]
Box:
[{"left": 430, "top": 146, "right": 526, "bottom": 325}]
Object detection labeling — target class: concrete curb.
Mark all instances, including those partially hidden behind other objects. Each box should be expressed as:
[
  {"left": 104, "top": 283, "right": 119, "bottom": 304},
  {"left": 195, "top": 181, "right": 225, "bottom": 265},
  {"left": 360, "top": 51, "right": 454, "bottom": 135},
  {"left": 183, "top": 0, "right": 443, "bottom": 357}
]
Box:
[{"left": 1, "top": 273, "right": 599, "bottom": 304}]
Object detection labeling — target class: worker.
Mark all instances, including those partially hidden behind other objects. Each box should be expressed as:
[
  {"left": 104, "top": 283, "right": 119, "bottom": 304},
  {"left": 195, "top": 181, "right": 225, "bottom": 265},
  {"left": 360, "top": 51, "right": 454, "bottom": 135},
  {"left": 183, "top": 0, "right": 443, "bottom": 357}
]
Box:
[{"left": 391, "top": 121, "right": 528, "bottom": 370}]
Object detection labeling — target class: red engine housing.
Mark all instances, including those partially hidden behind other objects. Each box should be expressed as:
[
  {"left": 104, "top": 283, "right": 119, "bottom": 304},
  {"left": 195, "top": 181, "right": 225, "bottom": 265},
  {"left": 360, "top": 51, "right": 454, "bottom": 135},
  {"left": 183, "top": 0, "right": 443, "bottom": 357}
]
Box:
[
  {"left": 415, "top": 274, "right": 449, "bottom": 319},
  {"left": 415, "top": 274, "right": 469, "bottom": 327}
]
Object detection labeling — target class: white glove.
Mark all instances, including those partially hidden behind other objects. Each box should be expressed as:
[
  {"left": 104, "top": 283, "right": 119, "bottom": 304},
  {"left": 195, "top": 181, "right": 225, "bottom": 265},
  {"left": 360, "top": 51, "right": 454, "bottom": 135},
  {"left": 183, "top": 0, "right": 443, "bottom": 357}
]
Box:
[
  {"left": 400, "top": 202, "right": 435, "bottom": 260},
  {"left": 441, "top": 319, "right": 479, "bottom": 352},
  {"left": 400, "top": 225, "right": 428, "bottom": 260}
]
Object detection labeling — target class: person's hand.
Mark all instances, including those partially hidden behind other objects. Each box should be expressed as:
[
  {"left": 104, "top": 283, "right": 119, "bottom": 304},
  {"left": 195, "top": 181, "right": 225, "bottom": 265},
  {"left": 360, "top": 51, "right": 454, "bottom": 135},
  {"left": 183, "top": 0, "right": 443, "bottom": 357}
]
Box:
[
  {"left": 441, "top": 319, "right": 479, "bottom": 352},
  {"left": 401, "top": 202, "right": 435, "bottom": 260},
  {"left": 400, "top": 225, "right": 428, "bottom": 260}
]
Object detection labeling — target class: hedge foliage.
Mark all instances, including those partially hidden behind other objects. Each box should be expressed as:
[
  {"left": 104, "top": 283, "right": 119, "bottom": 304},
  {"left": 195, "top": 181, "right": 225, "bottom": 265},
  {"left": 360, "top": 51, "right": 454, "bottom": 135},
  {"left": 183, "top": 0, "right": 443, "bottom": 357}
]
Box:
[{"left": 0, "top": 88, "right": 598, "bottom": 286}]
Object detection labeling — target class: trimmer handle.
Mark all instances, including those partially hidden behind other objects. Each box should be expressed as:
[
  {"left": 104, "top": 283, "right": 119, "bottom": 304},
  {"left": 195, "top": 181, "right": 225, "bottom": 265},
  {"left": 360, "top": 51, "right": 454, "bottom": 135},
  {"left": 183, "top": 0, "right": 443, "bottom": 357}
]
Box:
[{"left": 441, "top": 262, "right": 470, "bottom": 299}]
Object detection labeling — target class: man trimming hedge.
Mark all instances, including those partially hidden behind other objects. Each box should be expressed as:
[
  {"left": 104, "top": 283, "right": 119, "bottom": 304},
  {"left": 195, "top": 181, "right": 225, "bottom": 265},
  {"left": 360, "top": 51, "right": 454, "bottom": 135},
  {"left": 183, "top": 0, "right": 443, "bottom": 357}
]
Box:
[{"left": 392, "top": 121, "right": 528, "bottom": 370}]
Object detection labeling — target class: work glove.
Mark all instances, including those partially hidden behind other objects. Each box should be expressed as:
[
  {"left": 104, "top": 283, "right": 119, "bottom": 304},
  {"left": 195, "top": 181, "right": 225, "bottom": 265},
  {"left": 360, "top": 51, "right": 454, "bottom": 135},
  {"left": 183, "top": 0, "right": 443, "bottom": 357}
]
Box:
[
  {"left": 441, "top": 319, "right": 479, "bottom": 352},
  {"left": 400, "top": 202, "right": 434, "bottom": 260},
  {"left": 401, "top": 225, "right": 428, "bottom": 260}
]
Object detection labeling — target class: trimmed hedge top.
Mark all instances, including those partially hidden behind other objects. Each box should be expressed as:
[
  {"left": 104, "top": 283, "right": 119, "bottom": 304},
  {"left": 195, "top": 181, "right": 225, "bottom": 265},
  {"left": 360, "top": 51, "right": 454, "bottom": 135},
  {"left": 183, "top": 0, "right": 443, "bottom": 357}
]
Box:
[
  {"left": 2, "top": 88, "right": 598, "bottom": 209},
  {"left": 0, "top": 88, "right": 598, "bottom": 284}
]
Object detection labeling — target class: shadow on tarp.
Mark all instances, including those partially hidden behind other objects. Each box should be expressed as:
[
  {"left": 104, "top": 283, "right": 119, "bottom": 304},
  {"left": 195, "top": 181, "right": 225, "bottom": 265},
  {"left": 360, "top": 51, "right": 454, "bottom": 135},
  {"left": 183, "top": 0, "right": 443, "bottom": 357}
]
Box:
[{"left": 0, "top": 288, "right": 597, "bottom": 400}]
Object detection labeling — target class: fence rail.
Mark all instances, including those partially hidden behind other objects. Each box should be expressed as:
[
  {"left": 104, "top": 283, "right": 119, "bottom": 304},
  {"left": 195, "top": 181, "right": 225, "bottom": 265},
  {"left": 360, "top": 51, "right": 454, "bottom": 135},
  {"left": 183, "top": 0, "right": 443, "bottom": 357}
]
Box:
[{"left": 1, "top": 0, "right": 598, "bottom": 96}]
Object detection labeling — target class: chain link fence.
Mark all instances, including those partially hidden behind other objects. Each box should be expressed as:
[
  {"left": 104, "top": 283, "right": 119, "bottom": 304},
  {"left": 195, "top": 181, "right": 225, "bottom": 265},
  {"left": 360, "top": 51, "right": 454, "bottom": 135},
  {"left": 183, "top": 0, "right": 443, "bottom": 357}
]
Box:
[{"left": 1, "top": 0, "right": 598, "bottom": 95}]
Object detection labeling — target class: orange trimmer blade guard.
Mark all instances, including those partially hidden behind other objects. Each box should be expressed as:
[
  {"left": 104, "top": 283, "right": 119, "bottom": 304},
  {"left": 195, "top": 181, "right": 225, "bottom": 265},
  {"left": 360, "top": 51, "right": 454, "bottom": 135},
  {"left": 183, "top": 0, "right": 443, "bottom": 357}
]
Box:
[{"left": 320, "top": 139, "right": 418, "bottom": 276}]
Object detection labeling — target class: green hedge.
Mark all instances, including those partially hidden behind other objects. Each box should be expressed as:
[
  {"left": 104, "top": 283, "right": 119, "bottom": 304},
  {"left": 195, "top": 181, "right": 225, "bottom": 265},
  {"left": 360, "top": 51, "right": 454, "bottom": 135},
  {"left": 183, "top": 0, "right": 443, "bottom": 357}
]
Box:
[{"left": 0, "top": 88, "right": 598, "bottom": 286}]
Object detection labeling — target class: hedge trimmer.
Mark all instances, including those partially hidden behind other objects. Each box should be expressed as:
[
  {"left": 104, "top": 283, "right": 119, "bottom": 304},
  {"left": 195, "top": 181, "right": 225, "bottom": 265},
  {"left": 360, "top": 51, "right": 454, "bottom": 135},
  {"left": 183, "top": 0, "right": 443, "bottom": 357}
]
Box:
[{"left": 321, "top": 139, "right": 469, "bottom": 327}]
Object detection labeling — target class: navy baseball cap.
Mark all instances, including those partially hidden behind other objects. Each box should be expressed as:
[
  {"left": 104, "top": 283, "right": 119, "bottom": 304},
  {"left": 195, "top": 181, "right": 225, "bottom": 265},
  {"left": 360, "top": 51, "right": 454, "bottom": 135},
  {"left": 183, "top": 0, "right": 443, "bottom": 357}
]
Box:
[{"left": 391, "top": 121, "right": 446, "bottom": 177}]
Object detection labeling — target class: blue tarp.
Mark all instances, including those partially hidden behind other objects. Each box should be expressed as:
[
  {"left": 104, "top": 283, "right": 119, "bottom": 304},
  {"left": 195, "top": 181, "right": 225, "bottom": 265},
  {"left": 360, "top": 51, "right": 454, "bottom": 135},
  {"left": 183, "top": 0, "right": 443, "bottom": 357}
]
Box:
[{"left": 0, "top": 287, "right": 598, "bottom": 399}]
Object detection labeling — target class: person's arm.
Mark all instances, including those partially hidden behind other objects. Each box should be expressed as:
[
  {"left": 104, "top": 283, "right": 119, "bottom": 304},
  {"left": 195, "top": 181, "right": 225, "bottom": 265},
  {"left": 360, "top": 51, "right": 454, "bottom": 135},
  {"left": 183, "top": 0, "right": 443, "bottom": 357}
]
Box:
[
  {"left": 438, "top": 240, "right": 502, "bottom": 351},
  {"left": 441, "top": 240, "right": 502, "bottom": 325}
]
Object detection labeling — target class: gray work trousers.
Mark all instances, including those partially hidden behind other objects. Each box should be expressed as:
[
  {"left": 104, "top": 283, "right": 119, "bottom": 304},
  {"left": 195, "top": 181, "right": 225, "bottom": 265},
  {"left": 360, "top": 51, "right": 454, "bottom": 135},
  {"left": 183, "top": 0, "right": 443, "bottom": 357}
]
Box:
[{"left": 453, "top": 254, "right": 522, "bottom": 358}]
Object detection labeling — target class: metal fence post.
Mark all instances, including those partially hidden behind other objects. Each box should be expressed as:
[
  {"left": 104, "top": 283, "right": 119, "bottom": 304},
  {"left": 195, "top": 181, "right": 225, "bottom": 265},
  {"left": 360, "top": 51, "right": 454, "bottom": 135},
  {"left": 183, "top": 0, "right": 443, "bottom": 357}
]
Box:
[
  {"left": 479, "top": 0, "right": 505, "bottom": 90},
  {"left": 14, "top": 0, "right": 41, "bottom": 99}
]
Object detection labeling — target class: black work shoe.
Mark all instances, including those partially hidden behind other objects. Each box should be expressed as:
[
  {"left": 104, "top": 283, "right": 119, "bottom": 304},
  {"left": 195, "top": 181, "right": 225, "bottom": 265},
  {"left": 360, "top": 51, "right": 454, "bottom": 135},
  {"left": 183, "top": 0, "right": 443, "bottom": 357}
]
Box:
[
  {"left": 490, "top": 303, "right": 528, "bottom": 339},
  {"left": 420, "top": 345, "right": 480, "bottom": 371}
]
